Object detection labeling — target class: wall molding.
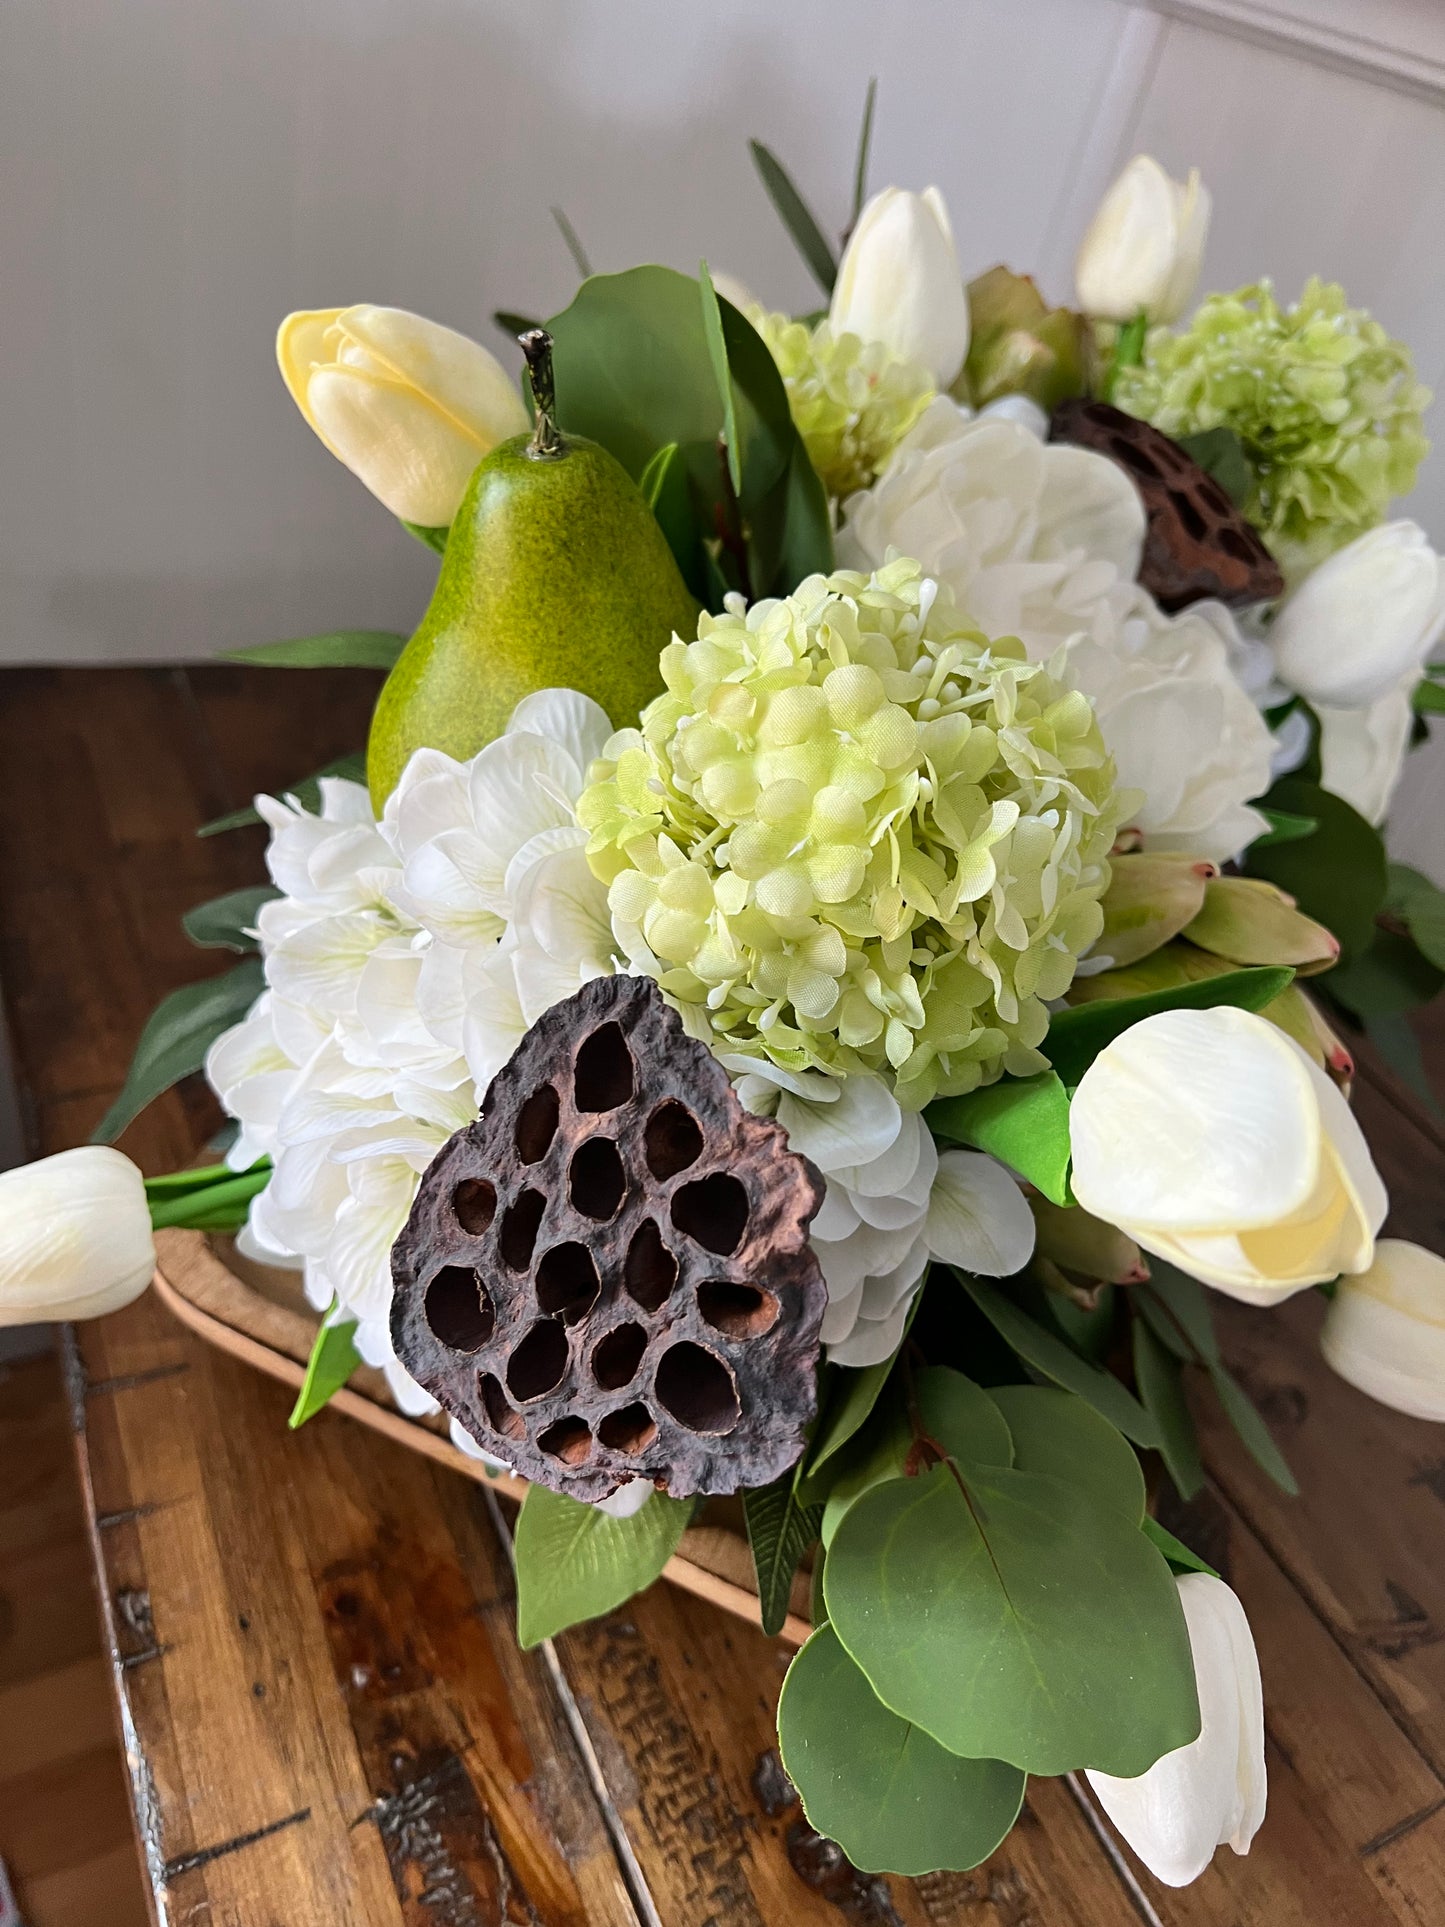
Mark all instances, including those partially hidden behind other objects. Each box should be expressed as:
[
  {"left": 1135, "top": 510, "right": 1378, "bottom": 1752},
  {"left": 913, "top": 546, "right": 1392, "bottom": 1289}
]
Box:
[{"left": 1134, "top": 0, "right": 1445, "bottom": 101}]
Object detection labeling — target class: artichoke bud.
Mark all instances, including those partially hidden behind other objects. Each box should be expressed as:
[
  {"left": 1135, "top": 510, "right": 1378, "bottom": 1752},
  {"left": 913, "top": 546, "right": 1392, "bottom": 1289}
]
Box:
[
  {"left": 1097, "top": 852, "right": 1216, "bottom": 968},
  {"left": 1183, "top": 875, "right": 1340, "bottom": 975},
  {"left": 1030, "top": 1192, "right": 1148, "bottom": 1287},
  {"left": 957, "top": 266, "right": 1096, "bottom": 412}
]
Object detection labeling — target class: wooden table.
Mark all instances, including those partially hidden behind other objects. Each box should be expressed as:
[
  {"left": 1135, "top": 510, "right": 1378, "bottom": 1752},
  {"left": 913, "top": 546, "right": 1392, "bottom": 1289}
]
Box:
[{"left": 4, "top": 665, "right": 1445, "bottom": 1927}]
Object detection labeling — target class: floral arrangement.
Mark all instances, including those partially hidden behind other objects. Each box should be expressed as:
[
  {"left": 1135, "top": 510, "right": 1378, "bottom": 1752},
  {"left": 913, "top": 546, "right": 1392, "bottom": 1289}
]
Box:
[{"left": 7, "top": 116, "right": 1445, "bottom": 1892}]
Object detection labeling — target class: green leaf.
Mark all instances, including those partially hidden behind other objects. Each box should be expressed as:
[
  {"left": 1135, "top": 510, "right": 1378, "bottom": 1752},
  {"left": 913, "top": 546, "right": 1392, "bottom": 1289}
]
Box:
[
  {"left": 146, "top": 1161, "right": 270, "bottom": 1232},
  {"left": 826, "top": 1460, "right": 1198, "bottom": 1776},
  {"left": 1254, "top": 807, "right": 1318, "bottom": 849},
  {"left": 1210, "top": 1365, "right": 1299, "bottom": 1496},
  {"left": 849, "top": 79, "right": 878, "bottom": 229},
  {"left": 1176, "top": 426, "right": 1252, "bottom": 507},
  {"left": 513, "top": 1486, "right": 693, "bottom": 1646},
  {"left": 288, "top": 1310, "right": 362, "bottom": 1428},
  {"left": 1142, "top": 1515, "right": 1220, "bottom": 1579},
  {"left": 797, "top": 1295, "right": 923, "bottom": 1500},
  {"left": 1045, "top": 966, "right": 1294, "bottom": 1088},
  {"left": 778, "top": 1624, "right": 1025, "bottom": 1876},
  {"left": 1357, "top": 1010, "right": 1441, "bottom": 1116},
  {"left": 493, "top": 309, "right": 542, "bottom": 342},
  {"left": 1244, "top": 777, "right": 1387, "bottom": 965},
  {"left": 222, "top": 630, "right": 405, "bottom": 670},
  {"left": 1412, "top": 677, "right": 1445, "bottom": 714},
  {"left": 699, "top": 263, "right": 742, "bottom": 495},
  {"left": 743, "top": 1475, "right": 824, "bottom": 1637},
  {"left": 181, "top": 885, "right": 279, "bottom": 953},
  {"left": 1328, "top": 928, "right": 1444, "bottom": 1020},
  {"left": 748, "top": 139, "right": 838, "bottom": 295},
  {"left": 986, "top": 1384, "right": 1145, "bottom": 1522},
  {"left": 953, "top": 1272, "right": 1160, "bottom": 1448},
  {"left": 197, "top": 753, "right": 366, "bottom": 836},
  {"left": 550, "top": 204, "right": 592, "bottom": 279},
  {"left": 1386, "top": 862, "right": 1445, "bottom": 971},
  {"left": 1131, "top": 1317, "right": 1205, "bottom": 1501},
  {"left": 401, "top": 520, "right": 449, "bottom": 554},
  {"left": 927, "top": 1070, "right": 1073, "bottom": 1205},
  {"left": 92, "top": 959, "right": 264, "bottom": 1143}
]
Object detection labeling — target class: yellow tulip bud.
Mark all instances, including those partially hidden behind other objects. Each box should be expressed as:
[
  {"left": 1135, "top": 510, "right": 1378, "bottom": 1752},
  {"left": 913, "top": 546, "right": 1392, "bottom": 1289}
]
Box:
[{"left": 276, "top": 305, "right": 530, "bottom": 528}]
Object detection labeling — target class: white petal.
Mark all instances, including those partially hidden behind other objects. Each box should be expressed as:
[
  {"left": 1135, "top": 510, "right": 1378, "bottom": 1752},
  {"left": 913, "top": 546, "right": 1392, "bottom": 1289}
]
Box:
[
  {"left": 777, "top": 1073, "right": 902, "bottom": 1175},
  {"left": 1321, "top": 1239, "right": 1445, "bottom": 1420},
  {"left": 508, "top": 688, "right": 616, "bottom": 777},
  {"left": 925, "top": 1150, "right": 1036, "bottom": 1276}
]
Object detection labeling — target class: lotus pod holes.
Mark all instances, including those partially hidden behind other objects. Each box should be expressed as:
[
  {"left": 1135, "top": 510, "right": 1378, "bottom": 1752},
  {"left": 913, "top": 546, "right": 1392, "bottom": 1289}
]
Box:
[{"left": 390, "top": 973, "right": 829, "bottom": 1502}]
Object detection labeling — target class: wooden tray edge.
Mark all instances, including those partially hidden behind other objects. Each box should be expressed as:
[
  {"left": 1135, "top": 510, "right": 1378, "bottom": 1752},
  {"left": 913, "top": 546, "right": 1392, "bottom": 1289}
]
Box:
[{"left": 149, "top": 1247, "right": 811, "bottom": 1648}]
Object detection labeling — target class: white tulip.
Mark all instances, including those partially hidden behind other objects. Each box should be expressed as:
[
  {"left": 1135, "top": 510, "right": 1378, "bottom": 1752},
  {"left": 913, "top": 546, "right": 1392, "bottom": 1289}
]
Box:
[
  {"left": 277, "top": 304, "right": 529, "bottom": 527},
  {"left": 1069, "top": 1006, "right": 1387, "bottom": 1304},
  {"left": 1075, "top": 156, "right": 1210, "bottom": 324},
  {"left": 1317, "top": 680, "right": 1415, "bottom": 825},
  {"left": 1321, "top": 1240, "right": 1445, "bottom": 1420},
  {"left": 1088, "top": 1574, "right": 1266, "bottom": 1887},
  {"left": 0, "top": 1147, "right": 155, "bottom": 1325},
  {"left": 830, "top": 187, "right": 969, "bottom": 388},
  {"left": 1270, "top": 522, "right": 1445, "bottom": 710}
]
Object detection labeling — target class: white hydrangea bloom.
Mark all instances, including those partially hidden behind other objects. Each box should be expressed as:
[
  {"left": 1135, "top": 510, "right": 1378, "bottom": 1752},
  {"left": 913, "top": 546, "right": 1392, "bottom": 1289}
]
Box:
[
  {"left": 731, "top": 1058, "right": 1035, "bottom": 1365},
  {"left": 840, "top": 399, "right": 1277, "bottom": 863}
]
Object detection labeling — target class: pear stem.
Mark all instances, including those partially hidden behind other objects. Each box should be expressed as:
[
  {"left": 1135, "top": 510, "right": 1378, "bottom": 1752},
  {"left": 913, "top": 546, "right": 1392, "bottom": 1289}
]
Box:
[{"left": 520, "top": 328, "right": 566, "bottom": 460}]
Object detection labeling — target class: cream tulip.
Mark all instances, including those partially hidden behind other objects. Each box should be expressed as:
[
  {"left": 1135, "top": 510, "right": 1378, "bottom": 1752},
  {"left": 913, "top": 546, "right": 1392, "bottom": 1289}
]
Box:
[
  {"left": 1317, "top": 681, "right": 1415, "bottom": 826},
  {"left": 277, "top": 305, "right": 530, "bottom": 527},
  {"left": 1087, "top": 1573, "right": 1266, "bottom": 1887},
  {"left": 1069, "top": 1006, "right": 1387, "bottom": 1304},
  {"left": 1270, "top": 521, "right": 1445, "bottom": 711},
  {"left": 0, "top": 1147, "right": 155, "bottom": 1324},
  {"left": 830, "top": 187, "right": 968, "bottom": 388},
  {"left": 1075, "top": 155, "right": 1210, "bottom": 325},
  {"left": 1321, "top": 1240, "right": 1445, "bottom": 1420}
]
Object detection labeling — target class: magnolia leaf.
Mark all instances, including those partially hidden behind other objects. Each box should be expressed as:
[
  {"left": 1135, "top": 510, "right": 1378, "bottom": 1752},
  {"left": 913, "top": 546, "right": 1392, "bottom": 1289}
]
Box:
[
  {"left": 953, "top": 1271, "right": 1160, "bottom": 1447},
  {"left": 182, "top": 885, "right": 279, "bottom": 953},
  {"left": 1143, "top": 1515, "right": 1220, "bottom": 1579},
  {"left": 699, "top": 263, "right": 743, "bottom": 495},
  {"left": 985, "top": 1384, "right": 1145, "bottom": 1523},
  {"left": 222, "top": 630, "right": 405, "bottom": 670},
  {"left": 198, "top": 753, "right": 366, "bottom": 836},
  {"left": 1045, "top": 965, "right": 1293, "bottom": 1087},
  {"left": 778, "top": 1624, "right": 1025, "bottom": 1875},
  {"left": 743, "top": 1475, "right": 823, "bottom": 1636},
  {"left": 1254, "top": 807, "right": 1318, "bottom": 849},
  {"left": 1244, "top": 777, "right": 1387, "bottom": 964},
  {"left": 92, "top": 959, "right": 264, "bottom": 1143},
  {"left": 825, "top": 1460, "right": 1199, "bottom": 1776},
  {"left": 289, "top": 1310, "right": 361, "bottom": 1428},
  {"left": 927, "top": 1071, "right": 1073, "bottom": 1205},
  {"left": 748, "top": 138, "right": 837, "bottom": 294},
  {"left": 1131, "top": 1317, "right": 1205, "bottom": 1501},
  {"left": 514, "top": 1486, "right": 693, "bottom": 1647}
]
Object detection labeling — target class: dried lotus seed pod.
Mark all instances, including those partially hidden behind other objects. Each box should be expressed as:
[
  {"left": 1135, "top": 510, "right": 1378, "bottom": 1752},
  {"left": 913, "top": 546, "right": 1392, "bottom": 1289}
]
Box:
[{"left": 389, "top": 973, "right": 828, "bottom": 1503}]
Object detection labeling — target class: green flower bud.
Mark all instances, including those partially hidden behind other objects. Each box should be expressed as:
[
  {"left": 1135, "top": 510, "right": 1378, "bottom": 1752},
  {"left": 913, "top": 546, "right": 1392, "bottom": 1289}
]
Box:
[
  {"left": 1183, "top": 875, "right": 1340, "bottom": 975},
  {"left": 1098, "top": 852, "right": 1217, "bottom": 969}
]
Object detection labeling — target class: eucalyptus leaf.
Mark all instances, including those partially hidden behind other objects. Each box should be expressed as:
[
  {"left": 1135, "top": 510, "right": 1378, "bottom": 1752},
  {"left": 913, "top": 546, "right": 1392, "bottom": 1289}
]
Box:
[
  {"left": 1142, "top": 1515, "right": 1220, "bottom": 1579},
  {"left": 743, "top": 1475, "right": 824, "bottom": 1637},
  {"left": 182, "top": 885, "right": 279, "bottom": 953},
  {"left": 1386, "top": 862, "right": 1445, "bottom": 972},
  {"left": 222, "top": 630, "right": 406, "bottom": 670},
  {"left": 748, "top": 139, "right": 838, "bottom": 295},
  {"left": 927, "top": 1070, "right": 1073, "bottom": 1205},
  {"left": 825, "top": 1460, "right": 1198, "bottom": 1775},
  {"left": 986, "top": 1384, "right": 1145, "bottom": 1522},
  {"left": 1327, "top": 928, "right": 1444, "bottom": 1020},
  {"left": 778, "top": 1624, "right": 1025, "bottom": 1876},
  {"left": 1131, "top": 1317, "right": 1206, "bottom": 1501},
  {"left": 92, "top": 959, "right": 265, "bottom": 1143},
  {"left": 1244, "top": 777, "right": 1387, "bottom": 964},
  {"left": 198, "top": 753, "right": 366, "bottom": 836},
  {"left": 953, "top": 1272, "right": 1160, "bottom": 1447},
  {"left": 1044, "top": 966, "right": 1294, "bottom": 1088},
  {"left": 1176, "top": 426, "right": 1252, "bottom": 506},
  {"left": 1357, "top": 1010, "right": 1441, "bottom": 1116},
  {"left": 514, "top": 1486, "right": 693, "bottom": 1646},
  {"left": 288, "top": 1310, "right": 361, "bottom": 1428}
]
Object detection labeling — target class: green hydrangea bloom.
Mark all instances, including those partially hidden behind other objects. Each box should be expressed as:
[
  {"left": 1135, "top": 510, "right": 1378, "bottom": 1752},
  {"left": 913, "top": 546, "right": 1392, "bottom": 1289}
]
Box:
[
  {"left": 578, "top": 558, "right": 1129, "bottom": 1108},
  {"left": 1114, "top": 278, "right": 1431, "bottom": 572},
  {"left": 749, "top": 307, "right": 934, "bottom": 499}
]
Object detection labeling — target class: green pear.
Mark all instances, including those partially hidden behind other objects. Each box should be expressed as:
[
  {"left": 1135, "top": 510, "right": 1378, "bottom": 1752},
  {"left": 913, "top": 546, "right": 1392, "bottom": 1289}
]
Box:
[{"left": 367, "top": 329, "right": 697, "bottom": 807}]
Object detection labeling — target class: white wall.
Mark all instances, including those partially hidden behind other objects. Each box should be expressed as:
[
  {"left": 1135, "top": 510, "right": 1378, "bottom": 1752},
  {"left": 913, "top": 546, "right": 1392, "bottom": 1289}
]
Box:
[{"left": 1, "top": 0, "right": 1441, "bottom": 870}]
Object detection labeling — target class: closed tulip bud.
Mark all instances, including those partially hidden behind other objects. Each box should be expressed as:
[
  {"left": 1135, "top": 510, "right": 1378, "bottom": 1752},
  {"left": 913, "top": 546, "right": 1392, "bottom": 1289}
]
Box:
[
  {"left": 0, "top": 1147, "right": 155, "bottom": 1325},
  {"left": 1088, "top": 1574, "right": 1266, "bottom": 1887},
  {"left": 1270, "top": 522, "right": 1445, "bottom": 710},
  {"left": 1075, "top": 156, "right": 1210, "bottom": 325},
  {"left": 830, "top": 187, "right": 969, "bottom": 389},
  {"left": 1098, "top": 853, "right": 1217, "bottom": 969},
  {"left": 1317, "top": 683, "right": 1416, "bottom": 826},
  {"left": 276, "top": 305, "right": 530, "bottom": 528},
  {"left": 1321, "top": 1240, "right": 1445, "bottom": 1420},
  {"left": 1183, "top": 875, "right": 1339, "bottom": 975},
  {"left": 1069, "top": 1006, "right": 1387, "bottom": 1305}
]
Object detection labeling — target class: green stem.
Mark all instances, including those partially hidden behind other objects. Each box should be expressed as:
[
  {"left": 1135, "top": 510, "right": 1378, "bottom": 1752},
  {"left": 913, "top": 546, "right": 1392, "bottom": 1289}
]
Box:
[
  {"left": 1102, "top": 310, "right": 1148, "bottom": 401},
  {"left": 146, "top": 1164, "right": 270, "bottom": 1230}
]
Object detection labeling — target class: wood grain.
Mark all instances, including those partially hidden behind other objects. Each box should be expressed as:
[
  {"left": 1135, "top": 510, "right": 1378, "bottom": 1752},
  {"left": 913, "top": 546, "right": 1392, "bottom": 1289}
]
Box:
[{"left": 2, "top": 665, "right": 1444, "bottom": 1925}]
